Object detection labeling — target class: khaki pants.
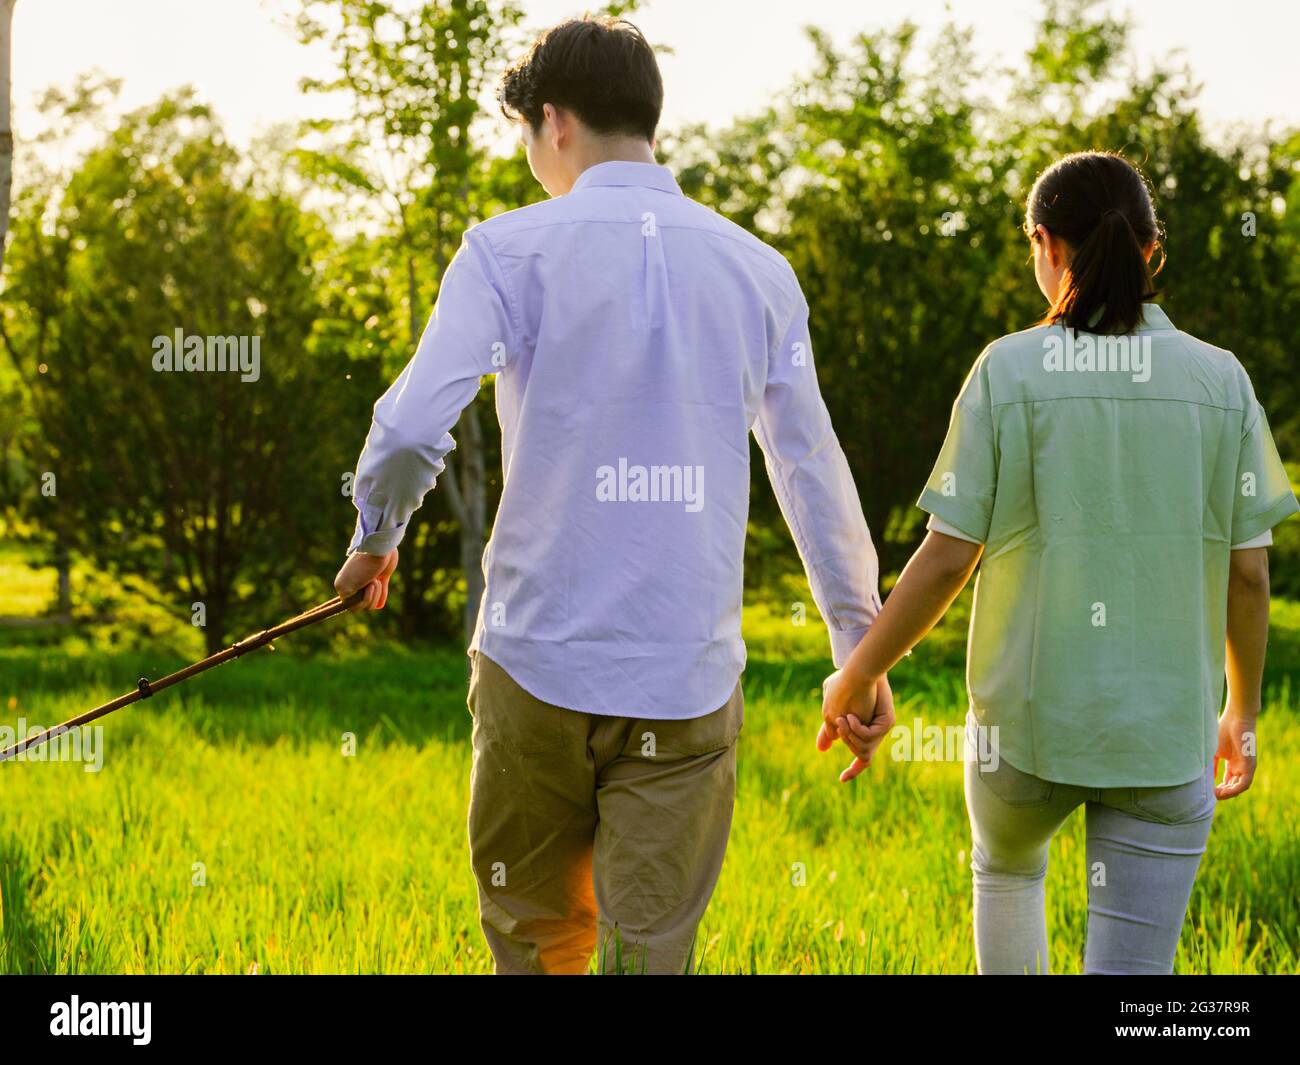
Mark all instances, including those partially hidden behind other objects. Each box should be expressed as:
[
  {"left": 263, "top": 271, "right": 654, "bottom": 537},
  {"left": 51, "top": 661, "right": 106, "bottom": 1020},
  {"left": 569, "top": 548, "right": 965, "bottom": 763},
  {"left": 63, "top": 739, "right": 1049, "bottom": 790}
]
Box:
[{"left": 466, "top": 651, "right": 743, "bottom": 974}]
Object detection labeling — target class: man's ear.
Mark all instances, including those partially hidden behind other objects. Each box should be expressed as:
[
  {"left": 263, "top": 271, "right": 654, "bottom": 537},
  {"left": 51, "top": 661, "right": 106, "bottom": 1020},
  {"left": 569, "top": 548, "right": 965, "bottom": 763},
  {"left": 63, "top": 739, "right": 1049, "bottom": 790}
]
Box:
[{"left": 543, "top": 103, "right": 565, "bottom": 151}]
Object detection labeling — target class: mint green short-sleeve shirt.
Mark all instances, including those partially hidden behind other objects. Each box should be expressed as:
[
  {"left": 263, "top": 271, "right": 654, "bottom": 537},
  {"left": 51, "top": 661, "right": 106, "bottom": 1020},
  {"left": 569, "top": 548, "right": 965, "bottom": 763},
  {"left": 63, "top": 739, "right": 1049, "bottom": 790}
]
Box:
[{"left": 919, "top": 303, "right": 1299, "bottom": 788}]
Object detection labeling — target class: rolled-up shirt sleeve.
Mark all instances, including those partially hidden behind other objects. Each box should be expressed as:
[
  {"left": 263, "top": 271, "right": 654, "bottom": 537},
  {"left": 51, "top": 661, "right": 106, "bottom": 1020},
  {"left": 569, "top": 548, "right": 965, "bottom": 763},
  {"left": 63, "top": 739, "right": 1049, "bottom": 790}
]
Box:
[
  {"left": 1230, "top": 395, "right": 1299, "bottom": 546},
  {"left": 348, "top": 230, "right": 516, "bottom": 555},
  {"left": 927, "top": 513, "right": 984, "bottom": 544},
  {"left": 752, "top": 285, "right": 882, "bottom": 666}
]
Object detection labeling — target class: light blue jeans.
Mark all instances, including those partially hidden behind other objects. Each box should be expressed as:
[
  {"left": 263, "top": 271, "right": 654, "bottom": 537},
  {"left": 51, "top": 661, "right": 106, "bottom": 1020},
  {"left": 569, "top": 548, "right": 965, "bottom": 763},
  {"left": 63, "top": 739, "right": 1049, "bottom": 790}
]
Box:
[{"left": 964, "top": 713, "right": 1216, "bottom": 974}]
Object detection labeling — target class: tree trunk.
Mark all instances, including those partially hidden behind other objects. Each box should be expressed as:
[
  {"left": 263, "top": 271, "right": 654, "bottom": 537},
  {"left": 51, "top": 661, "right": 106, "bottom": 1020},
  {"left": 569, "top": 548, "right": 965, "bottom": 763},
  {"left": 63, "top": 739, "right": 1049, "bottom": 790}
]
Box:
[
  {"left": 204, "top": 593, "right": 227, "bottom": 656},
  {"left": 458, "top": 401, "right": 486, "bottom": 648},
  {"left": 0, "top": 0, "right": 16, "bottom": 278},
  {"left": 440, "top": 396, "right": 488, "bottom": 661},
  {"left": 428, "top": 224, "right": 489, "bottom": 657},
  {"left": 446, "top": 95, "right": 487, "bottom": 654},
  {"left": 406, "top": 253, "right": 420, "bottom": 357},
  {"left": 54, "top": 537, "right": 70, "bottom": 616}
]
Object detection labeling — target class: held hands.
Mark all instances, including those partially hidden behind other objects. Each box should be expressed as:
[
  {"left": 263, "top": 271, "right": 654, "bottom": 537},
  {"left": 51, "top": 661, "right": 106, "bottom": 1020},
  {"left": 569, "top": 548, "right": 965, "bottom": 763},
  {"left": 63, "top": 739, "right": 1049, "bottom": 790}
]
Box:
[
  {"left": 334, "top": 548, "right": 400, "bottom": 611},
  {"left": 818, "top": 669, "right": 896, "bottom": 783}
]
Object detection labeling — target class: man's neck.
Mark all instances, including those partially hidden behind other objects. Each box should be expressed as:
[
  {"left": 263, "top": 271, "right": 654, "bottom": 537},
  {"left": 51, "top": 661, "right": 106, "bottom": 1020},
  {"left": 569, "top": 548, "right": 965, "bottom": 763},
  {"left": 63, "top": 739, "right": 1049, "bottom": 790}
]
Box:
[{"left": 567, "top": 137, "right": 657, "bottom": 187}]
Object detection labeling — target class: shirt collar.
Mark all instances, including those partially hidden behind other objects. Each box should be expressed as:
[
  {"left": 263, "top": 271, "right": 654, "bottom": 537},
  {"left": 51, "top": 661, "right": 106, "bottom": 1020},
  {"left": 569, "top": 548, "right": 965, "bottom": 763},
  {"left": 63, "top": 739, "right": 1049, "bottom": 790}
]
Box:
[
  {"left": 570, "top": 160, "right": 682, "bottom": 196},
  {"left": 1136, "top": 302, "right": 1175, "bottom": 332},
  {"left": 1083, "top": 302, "right": 1176, "bottom": 333}
]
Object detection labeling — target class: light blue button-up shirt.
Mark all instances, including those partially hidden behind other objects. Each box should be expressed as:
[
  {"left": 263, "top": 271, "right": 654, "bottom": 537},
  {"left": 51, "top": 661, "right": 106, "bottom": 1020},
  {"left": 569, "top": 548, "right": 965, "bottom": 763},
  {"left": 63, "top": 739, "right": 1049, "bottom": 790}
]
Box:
[{"left": 347, "top": 160, "right": 881, "bottom": 718}]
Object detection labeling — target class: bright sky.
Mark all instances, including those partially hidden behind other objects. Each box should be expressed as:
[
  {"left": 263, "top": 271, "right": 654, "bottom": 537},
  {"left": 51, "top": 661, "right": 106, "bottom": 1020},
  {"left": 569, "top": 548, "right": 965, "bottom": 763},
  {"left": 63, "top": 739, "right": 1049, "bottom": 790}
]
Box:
[{"left": 11, "top": 0, "right": 1299, "bottom": 154}]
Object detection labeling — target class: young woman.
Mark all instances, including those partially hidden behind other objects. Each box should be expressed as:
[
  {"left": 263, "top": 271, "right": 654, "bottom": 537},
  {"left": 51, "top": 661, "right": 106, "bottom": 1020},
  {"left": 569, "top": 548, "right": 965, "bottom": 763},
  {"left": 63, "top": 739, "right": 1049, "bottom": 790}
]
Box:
[{"left": 820, "top": 151, "right": 1298, "bottom": 974}]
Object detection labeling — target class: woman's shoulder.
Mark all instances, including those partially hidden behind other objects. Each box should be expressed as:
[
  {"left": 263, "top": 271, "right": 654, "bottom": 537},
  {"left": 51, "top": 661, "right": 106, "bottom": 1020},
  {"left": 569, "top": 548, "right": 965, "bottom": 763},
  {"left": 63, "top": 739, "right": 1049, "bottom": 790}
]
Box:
[
  {"left": 985, "top": 321, "right": 1057, "bottom": 354},
  {"left": 1161, "top": 326, "right": 1257, "bottom": 408},
  {"left": 978, "top": 310, "right": 1241, "bottom": 367},
  {"left": 969, "top": 321, "right": 1057, "bottom": 375},
  {"left": 971, "top": 314, "right": 1256, "bottom": 411}
]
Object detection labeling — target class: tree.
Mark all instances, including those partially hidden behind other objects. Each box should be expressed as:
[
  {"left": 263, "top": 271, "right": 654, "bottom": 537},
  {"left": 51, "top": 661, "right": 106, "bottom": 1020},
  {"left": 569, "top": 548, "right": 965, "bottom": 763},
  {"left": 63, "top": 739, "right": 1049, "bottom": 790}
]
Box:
[
  {"left": 677, "top": 21, "right": 1016, "bottom": 570},
  {"left": 0, "top": 0, "right": 14, "bottom": 277},
  {"left": 674, "top": 0, "right": 1299, "bottom": 573},
  {"left": 291, "top": 0, "right": 524, "bottom": 648},
  {"left": 4, "top": 93, "right": 379, "bottom": 651}
]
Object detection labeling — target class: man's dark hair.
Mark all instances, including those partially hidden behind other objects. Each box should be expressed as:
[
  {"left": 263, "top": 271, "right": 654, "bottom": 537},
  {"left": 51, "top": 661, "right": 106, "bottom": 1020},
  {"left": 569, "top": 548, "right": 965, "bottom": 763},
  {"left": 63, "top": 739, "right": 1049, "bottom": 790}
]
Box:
[{"left": 498, "top": 17, "right": 663, "bottom": 142}]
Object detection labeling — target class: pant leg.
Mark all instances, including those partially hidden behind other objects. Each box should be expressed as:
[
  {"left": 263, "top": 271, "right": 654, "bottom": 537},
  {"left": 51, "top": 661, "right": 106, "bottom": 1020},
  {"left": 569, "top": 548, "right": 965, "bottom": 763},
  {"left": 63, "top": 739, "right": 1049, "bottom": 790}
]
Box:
[
  {"left": 466, "top": 652, "right": 599, "bottom": 975},
  {"left": 964, "top": 715, "right": 1086, "bottom": 974},
  {"left": 590, "top": 683, "right": 744, "bottom": 975},
  {"left": 1083, "top": 762, "right": 1216, "bottom": 975}
]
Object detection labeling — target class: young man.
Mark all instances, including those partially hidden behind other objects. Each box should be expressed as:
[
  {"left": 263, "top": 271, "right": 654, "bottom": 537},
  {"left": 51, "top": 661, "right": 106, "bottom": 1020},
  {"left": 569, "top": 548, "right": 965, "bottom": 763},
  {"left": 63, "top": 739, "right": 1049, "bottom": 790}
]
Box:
[{"left": 334, "top": 16, "right": 885, "bottom": 974}]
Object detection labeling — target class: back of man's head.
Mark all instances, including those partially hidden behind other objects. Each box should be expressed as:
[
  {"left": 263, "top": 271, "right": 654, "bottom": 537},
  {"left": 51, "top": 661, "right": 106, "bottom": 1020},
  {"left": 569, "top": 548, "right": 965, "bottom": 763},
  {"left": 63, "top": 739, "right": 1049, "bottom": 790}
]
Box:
[{"left": 498, "top": 16, "right": 663, "bottom": 143}]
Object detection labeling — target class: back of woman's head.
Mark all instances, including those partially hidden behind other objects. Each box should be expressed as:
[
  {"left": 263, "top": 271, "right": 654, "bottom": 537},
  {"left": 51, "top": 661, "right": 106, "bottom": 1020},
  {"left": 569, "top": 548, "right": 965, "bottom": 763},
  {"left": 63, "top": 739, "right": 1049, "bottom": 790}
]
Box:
[{"left": 1025, "top": 151, "right": 1163, "bottom": 335}]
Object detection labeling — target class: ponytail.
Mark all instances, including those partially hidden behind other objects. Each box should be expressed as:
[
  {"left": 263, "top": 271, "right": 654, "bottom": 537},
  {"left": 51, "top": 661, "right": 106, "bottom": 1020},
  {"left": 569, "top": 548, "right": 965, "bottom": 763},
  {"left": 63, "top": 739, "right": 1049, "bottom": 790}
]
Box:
[{"left": 1025, "top": 152, "right": 1162, "bottom": 335}]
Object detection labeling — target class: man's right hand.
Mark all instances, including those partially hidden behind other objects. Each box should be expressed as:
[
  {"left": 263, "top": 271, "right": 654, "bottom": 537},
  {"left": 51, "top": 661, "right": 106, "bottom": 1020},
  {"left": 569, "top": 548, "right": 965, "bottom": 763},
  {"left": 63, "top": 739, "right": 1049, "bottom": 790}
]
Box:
[
  {"left": 819, "top": 672, "right": 896, "bottom": 782},
  {"left": 334, "top": 548, "right": 399, "bottom": 611}
]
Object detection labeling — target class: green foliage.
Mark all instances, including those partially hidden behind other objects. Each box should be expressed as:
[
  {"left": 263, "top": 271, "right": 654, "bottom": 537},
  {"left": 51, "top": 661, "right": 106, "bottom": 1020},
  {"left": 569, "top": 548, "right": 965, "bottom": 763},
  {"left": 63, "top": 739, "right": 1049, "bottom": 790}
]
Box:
[
  {"left": 290, "top": 0, "right": 531, "bottom": 644},
  {"left": 2, "top": 91, "right": 384, "bottom": 651},
  {"left": 672, "top": 0, "right": 1300, "bottom": 567},
  {"left": 1268, "top": 465, "right": 1300, "bottom": 600},
  {"left": 1, "top": 0, "right": 1296, "bottom": 633}
]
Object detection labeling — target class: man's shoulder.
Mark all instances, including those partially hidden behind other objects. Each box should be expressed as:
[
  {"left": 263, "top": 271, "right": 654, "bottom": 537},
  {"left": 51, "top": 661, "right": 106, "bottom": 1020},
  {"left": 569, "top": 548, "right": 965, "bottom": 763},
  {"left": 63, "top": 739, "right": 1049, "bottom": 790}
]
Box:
[
  {"left": 675, "top": 195, "right": 796, "bottom": 283},
  {"left": 469, "top": 187, "right": 797, "bottom": 288},
  {"left": 468, "top": 198, "right": 570, "bottom": 245}
]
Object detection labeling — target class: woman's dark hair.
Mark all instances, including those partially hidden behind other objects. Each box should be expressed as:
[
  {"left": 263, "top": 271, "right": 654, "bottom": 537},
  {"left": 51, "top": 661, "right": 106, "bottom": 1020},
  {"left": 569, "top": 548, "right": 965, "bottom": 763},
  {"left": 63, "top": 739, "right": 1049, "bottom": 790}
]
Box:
[
  {"left": 1025, "top": 151, "right": 1164, "bottom": 335},
  {"left": 498, "top": 17, "right": 663, "bottom": 143}
]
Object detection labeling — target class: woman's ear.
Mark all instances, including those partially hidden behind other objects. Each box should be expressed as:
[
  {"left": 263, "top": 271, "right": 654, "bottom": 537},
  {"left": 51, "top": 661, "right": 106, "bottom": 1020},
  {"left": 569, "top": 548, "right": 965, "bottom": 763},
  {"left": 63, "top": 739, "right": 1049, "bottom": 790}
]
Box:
[
  {"left": 1142, "top": 239, "right": 1157, "bottom": 263},
  {"left": 1036, "top": 224, "right": 1065, "bottom": 270}
]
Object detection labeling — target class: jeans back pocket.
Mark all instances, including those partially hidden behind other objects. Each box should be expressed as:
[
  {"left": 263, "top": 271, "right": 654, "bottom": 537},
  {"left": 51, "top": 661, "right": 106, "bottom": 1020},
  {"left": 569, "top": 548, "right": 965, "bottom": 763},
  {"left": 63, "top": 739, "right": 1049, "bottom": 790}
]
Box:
[
  {"left": 977, "top": 755, "right": 1055, "bottom": 807},
  {"left": 1128, "top": 765, "right": 1214, "bottom": 824}
]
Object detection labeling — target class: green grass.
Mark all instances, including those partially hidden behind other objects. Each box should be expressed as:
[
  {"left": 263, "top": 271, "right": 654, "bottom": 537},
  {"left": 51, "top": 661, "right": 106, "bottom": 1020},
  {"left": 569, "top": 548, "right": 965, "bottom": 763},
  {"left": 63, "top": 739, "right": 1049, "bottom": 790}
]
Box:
[
  {"left": 1, "top": 576, "right": 1298, "bottom": 973},
  {"left": 0, "top": 542, "right": 59, "bottom": 618}
]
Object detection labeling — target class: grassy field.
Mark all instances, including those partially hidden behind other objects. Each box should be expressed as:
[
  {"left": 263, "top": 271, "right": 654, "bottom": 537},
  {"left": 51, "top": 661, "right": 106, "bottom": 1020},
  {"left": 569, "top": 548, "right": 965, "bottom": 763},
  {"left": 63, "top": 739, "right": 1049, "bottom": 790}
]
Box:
[{"left": 2, "top": 550, "right": 1299, "bottom": 974}]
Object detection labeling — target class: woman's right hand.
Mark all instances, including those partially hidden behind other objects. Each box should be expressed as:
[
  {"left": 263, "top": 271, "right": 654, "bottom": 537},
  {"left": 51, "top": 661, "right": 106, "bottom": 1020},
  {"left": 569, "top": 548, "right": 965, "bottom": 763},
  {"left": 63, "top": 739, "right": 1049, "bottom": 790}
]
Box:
[{"left": 1214, "top": 707, "right": 1258, "bottom": 800}]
